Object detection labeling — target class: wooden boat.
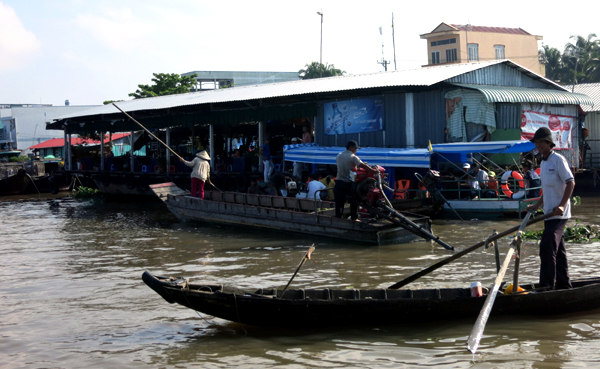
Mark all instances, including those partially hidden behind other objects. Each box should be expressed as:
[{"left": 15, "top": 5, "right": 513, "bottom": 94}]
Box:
[
  {"left": 0, "top": 168, "right": 31, "bottom": 195},
  {"left": 150, "top": 182, "right": 434, "bottom": 245},
  {"left": 442, "top": 196, "right": 539, "bottom": 217},
  {"left": 142, "top": 271, "right": 600, "bottom": 327}
]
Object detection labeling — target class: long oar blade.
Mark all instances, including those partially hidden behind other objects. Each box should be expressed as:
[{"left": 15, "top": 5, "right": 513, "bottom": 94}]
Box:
[
  {"left": 466, "top": 247, "right": 514, "bottom": 353},
  {"left": 467, "top": 211, "right": 533, "bottom": 354}
]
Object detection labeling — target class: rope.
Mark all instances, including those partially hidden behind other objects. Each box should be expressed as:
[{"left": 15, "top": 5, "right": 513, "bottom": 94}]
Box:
[
  {"left": 232, "top": 293, "right": 247, "bottom": 335},
  {"left": 179, "top": 283, "right": 211, "bottom": 325}
]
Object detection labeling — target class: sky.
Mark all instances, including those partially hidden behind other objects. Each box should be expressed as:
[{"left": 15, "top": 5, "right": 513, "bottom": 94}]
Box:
[{"left": 1, "top": 0, "right": 599, "bottom": 107}]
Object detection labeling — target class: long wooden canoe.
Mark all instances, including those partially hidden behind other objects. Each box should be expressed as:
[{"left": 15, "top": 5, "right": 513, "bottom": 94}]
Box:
[
  {"left": 150, "top": 183, "right": 434, "bottom": 245},
  {"left": 143, "top": 271, "right": 600, "bottom": 328}
]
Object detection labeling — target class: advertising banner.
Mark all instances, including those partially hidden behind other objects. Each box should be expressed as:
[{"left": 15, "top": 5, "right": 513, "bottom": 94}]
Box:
[
  {"left": 324, "top": 97, "right": 384, "bottom": 135},
  {"left": 520, "top": 111, "right": 573, "bottom": 150}
]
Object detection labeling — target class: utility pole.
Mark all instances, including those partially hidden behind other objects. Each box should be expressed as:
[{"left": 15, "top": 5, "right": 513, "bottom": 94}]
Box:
[
  {"left": 317, "top": 11, "right": 323, "bottom": 78},
  {"left": 377, "top": 26, "right": 390, "bottom": 71},
  {"left": 392, "top": 13, "right": 397, "bottom": 71},
  {"left": 571, "top": 46, "right": 580, "bottom": 92}
]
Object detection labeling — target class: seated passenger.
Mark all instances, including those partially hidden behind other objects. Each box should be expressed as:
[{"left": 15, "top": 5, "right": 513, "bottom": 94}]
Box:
[
  {"left": 461, "top": 163, "right": 479, "bottom": 199},
  {"left": 247, "top": 179, "right": 261, "bottom": 195},
  {"left": 305, "top": 172, "right": 327, "bottom": 200},
  {"left": 319, "top": 175, "right": 335, "bottom": 201},
  {"left": 472, "top": 165, "right": 496, "bottom": 198}
]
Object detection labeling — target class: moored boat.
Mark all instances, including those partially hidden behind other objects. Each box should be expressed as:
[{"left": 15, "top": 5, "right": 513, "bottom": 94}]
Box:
[
  {"left": 151, "top": 182, "right": 435, "bottom": 246},
  {"left": 142, "top": 271, "right": 600, "bottom": 328}
]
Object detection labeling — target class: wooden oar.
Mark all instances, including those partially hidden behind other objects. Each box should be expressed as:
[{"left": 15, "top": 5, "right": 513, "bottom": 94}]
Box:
[
  {"left": 388, "top": 212, "right": 553, "bottom": 290},
  {"left": 466, "top": 211, "right": 533, "bottom": 354},
  {"left": 112, "top": 103, "right": 185, "bottom": 162},
  {"left": 113, "top": 103, "right": 223, "bottom": 193},
  {"left": 206, "top": 178, "right": 223, "bottom": 193},
  {"left": 280, "top": 244, "right": 315, "bottom": 298},
  {"left": 466, "top": 246, "right": 514, "bottom": 353}
]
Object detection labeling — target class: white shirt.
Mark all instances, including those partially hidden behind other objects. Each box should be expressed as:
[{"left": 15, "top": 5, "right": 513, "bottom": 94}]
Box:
[
  {"left": 474, "top": 170, "right": 489, "bottom": 188},
  {"left": 183, "top": 157, "right": 210, "bottom": 181},
  {"left": 306, "top": 180, "right": 327, "bottom": 200},
  {"left": 540, "top": 151, "right": 574, "bottom": 220}
]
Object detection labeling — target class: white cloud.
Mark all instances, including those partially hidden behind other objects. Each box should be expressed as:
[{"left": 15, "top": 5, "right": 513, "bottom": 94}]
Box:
[
  {"left": 0, "top": 2, "right": 41, "bottom": 71},
  {"left": 75, "top": 7, "right": 155, "bottom": 52}
]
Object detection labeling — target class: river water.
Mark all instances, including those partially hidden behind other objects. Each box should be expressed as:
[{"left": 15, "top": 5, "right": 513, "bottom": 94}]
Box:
[{"left": 2, "top": 193, "right": 600, "bottom": 368}]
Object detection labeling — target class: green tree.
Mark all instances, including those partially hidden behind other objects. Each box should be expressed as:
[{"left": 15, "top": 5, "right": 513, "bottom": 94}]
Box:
[
  {"left": 540, "top": 45, "right": 565, "bottom": 82},
  {"left": 299, "top": 62, "right": 345, "bottom": 79},
  {"left": 562, "top": 33, "right": 600, "bottom": 84},
  {"left": 128, "top": 73, "right": 198, "bottom": 99},
  {"left": 540, "top": 34, "right": 600, "bottom": 84}
]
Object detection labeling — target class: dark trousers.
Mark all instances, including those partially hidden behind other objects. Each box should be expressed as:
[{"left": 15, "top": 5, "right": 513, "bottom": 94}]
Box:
[
  {"left": 334, "top": 180, "right": 358, "bottom": 219},
  {"left": 539, "top": 218, "right": 572, "bottom": 289}
]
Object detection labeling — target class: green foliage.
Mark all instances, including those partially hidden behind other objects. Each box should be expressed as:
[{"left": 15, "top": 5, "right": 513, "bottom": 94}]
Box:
[
  {"left": 522, "top": 229, "right": 544, "bottom": 240},
  {"left": 522, "top": 219, "right": 599, "bottom": 243},
  {"left": 572, "top": 195, "right": 581, "bottom": 206},
  {"left": 9, "top": 156, "right": 30, "bottom": 162},
  {"left": 299, "top": 62, "right": 345, "bottom": 79},
  {"left": 103, "top": 100, "right": 123, "bottom": 105},
  {"left": 129, "top": 73, "right": 198, "bottom": 99},
  {"left": 72, "top": 186, "right": 101, "bottom": 199},
  {"left": 564, "top": 220, "right": 599, "bottom": 243},
  {"left": 541, "top": 34, "right": 600, "bottom": 84}
]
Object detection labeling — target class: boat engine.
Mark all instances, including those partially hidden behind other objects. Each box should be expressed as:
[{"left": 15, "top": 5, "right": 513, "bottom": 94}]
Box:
[{"left": 352, "top": 165, "right": 387, "bottom": 207}]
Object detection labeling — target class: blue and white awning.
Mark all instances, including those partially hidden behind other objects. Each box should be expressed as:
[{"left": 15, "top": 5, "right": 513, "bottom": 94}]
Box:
[
  {"left": 431, "top": 140, "right": 535, "bottom": 154},
  {"left": 283, "top": 144, "right": 431, "bottom": 168},
  {"left": 282, "top": 140, "right": 534, "bottom": 168}
]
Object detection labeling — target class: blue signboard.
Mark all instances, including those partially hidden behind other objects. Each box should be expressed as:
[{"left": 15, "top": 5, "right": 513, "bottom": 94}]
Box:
[{"left": 324, "top": 97, "right": 384, "bottom": 135}]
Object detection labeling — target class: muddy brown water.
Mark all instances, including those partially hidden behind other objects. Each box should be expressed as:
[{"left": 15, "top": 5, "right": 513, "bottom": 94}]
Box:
[{"left": 2, "top": 193, "right": 600, "bottom": 368}]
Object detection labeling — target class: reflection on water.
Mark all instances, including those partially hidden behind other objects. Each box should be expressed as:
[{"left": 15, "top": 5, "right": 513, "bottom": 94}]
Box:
[{"left": 1, "top": 194, "right": 600, "bottom": 368}]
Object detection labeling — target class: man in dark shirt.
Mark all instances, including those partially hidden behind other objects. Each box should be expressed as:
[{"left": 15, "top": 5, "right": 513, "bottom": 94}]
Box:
[{"left": 522, "top": 161, "right": 541, "bottom": 198}]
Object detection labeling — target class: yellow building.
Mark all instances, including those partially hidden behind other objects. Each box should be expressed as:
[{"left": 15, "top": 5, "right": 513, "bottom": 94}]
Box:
[{"left": 420, "top": 23, "right": 545, "bottom": 76}]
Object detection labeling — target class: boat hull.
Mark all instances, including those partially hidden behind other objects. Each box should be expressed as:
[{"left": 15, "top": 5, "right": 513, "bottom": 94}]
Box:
[
  {"left": 143, "top": 272, "right": 600, "bottom": 327},
  {"left": 443, "top": 197, "right": 539, "bottom": 217},
  {"left": 163, "top": 192, "right": 432, "bottom": 245}
]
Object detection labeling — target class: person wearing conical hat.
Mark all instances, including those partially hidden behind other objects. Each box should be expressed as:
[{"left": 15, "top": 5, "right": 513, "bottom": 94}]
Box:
[
  {"left": 527, "top": 127, "right": 575, "bottom": 290},
  {"left": 181, "top": 150, "right": 211, "bottom": 199}
]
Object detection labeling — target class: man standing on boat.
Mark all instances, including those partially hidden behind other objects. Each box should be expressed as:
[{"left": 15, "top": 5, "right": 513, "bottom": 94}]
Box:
[
  {"left": 260, "top": 137, "right": 274, "bottom": 184},
  {"left": 334, "top": 140, "right": 378, "bottom": 220},
  {"left": 181, "top": 150, "right": 210, "bottom": 199},
  {"left": 527, "top": 127, "right": 575, "bottom": 290}
]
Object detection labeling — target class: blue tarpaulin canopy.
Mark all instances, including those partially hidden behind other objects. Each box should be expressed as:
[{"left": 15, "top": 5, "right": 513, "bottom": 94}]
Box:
[
  {"left": 283, "top": 144, "right": 431, "bottom": 168},
  {"left": 431, "top": 140, "right": 535, "bottom": 154},
  {"left": 283, "top": 141, "right": 535, "bottom": 168}
]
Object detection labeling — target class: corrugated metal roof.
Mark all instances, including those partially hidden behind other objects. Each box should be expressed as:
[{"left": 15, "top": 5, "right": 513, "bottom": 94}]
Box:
[
  {"left": 451, "top": 83, "right": 594, "bottom": 106},
  {"left": 53, "top": 60, "right": 565, "bottom": 122},
  {"left": 27, "top": 133, "right": 131, "bottom": 149},
  {"left": 566, "top": 83, "right": 600, "bottom": 112},
  {"left": 450, "top": 24, "right": 532, "bottom": 35}
]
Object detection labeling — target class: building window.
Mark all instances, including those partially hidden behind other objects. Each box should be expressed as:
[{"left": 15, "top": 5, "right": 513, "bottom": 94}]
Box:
[
  {"left": 495, "top": 45, "right": 505, "bottom": 59},
  {"left": 431, "top": 38, "right": 456, "bottom": 47},
  {"left": 446, "top": 48, "right": 457, "bottom": 62},
  {"left": 468, "top": 43, "right": 479, "bottom": 61},
  {"left": 431, "top": 51, "right": 440, "bottom": 64}
]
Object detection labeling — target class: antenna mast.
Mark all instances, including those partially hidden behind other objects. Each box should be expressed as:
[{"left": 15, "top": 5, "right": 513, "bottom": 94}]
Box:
[
  {"left": 377, "top": 26, "right": 390, "bottom": 71},
  {"left": 392, "top": 13, "right": 397, "bottom": 71}
]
